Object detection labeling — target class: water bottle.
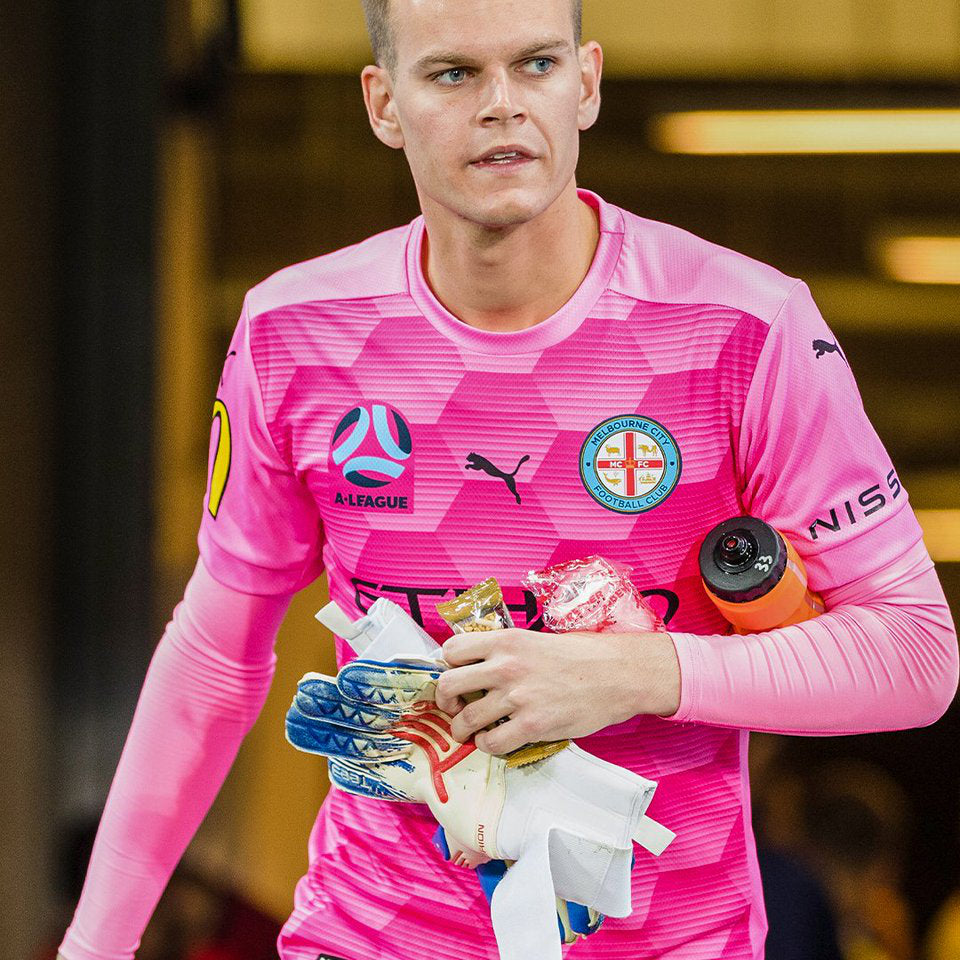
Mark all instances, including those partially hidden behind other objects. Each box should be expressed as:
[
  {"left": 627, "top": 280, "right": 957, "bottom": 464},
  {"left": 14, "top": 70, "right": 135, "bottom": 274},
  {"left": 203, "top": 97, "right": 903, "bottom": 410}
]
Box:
[{"left": 699, "top": 516, "right": 824, "bottom": 632}]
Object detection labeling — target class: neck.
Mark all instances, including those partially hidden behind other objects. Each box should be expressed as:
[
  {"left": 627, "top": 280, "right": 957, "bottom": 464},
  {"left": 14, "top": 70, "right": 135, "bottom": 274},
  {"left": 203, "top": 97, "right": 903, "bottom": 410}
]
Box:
[{"left": 419, "top": 183, "right": 600, "bottom": 333}]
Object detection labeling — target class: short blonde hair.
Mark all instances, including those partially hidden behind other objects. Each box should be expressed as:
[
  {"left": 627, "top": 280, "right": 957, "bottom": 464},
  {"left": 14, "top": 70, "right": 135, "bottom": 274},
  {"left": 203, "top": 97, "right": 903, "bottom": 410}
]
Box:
[{"left": 360, "top": 0, "right": 583, "bottom": 73}]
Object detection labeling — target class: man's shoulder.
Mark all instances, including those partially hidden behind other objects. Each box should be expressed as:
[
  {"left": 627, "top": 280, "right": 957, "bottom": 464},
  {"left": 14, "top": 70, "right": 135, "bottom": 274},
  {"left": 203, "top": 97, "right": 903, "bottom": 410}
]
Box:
[
  {"left": 612, "top": 206, "right": 801, "bottom": 325},
  {"left": 245, "top": 221, "right": 411, "bottom": 321}
]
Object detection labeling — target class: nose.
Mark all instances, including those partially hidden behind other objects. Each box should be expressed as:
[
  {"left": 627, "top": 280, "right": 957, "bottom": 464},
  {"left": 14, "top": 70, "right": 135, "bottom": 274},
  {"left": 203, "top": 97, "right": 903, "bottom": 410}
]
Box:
[{"left": 476, "top": 68, "right": 526, "bottom": 125}]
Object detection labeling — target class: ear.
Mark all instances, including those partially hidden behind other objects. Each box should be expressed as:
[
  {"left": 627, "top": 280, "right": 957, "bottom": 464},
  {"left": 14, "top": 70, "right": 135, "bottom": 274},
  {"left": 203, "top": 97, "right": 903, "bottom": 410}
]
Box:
[
  {"left": 361, "top": 64, "right": 405, "bottom": 150},
  {"left": 576, "top": 41, "right": 603, "bottom": 132}
]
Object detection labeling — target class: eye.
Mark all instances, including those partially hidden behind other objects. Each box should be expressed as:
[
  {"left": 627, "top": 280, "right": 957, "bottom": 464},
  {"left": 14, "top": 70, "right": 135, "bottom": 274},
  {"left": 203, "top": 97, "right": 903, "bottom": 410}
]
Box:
[
  {"left": 524, "top": 57, "right": 556, "bottom": 75},
  {"left": 434, "top": 67, "right": 470, "bottom": 86}
]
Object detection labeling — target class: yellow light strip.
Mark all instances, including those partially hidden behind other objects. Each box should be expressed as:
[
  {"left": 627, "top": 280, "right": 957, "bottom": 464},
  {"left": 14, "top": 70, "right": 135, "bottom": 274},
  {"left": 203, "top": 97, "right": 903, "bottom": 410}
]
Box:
[
  {"left": 915, "top": 510, "right": 960, "bottom": 563},
  {"left": 879, "top": 236, "right": 960, "bottom": 285},
  {"left": 650, "top": 109, "right": 960, "bottom": 155}
]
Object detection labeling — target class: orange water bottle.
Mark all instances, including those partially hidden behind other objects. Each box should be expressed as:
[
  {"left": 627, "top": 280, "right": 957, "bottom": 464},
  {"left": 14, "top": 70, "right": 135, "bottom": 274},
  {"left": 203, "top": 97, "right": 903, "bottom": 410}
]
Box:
[{"left": 699, "top": 516, "right": 825, "bottom": 632}]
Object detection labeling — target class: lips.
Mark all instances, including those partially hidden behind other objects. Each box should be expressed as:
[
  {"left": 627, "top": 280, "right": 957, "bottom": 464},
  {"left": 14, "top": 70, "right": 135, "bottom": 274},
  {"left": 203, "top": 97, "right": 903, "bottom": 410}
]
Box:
[{"left": 471, "top": 145, "right": 536, "bottom": 164}]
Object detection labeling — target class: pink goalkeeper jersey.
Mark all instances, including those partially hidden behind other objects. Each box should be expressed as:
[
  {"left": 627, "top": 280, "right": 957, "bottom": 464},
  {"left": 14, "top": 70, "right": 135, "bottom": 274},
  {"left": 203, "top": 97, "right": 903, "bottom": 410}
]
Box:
[{"left": 197, "top": 188, "right": 932, "bottom": 960}]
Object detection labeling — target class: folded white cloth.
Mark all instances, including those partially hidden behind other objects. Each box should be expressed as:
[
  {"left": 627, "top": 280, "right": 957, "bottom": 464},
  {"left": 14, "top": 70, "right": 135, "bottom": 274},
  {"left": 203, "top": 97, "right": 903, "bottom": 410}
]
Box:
[{"left": 490, "top": 743, "right": 673, "bottom": 960}]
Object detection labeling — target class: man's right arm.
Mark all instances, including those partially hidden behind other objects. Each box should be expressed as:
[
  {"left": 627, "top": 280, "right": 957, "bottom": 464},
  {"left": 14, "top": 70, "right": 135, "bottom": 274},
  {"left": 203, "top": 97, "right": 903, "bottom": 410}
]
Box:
[
  {"left": 59, "top": 292, "right": 325, "bottom": 959},
  {"left": 57, "top": 557, "right": 292, "bottom": 960}
]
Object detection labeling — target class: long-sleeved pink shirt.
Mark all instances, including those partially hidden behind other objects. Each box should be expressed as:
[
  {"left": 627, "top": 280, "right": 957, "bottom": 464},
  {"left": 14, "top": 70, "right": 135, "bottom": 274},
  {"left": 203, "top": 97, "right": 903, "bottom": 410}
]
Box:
[{"left": 61, "top": 189, "right": 958, "bottom": 960}]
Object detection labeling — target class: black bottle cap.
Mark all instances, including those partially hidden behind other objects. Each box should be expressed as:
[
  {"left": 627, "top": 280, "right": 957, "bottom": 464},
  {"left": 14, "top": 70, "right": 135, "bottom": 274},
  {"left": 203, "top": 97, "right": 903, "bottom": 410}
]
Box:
[{"left": 699, "top": 516, "right": 788, "bottom": 603}]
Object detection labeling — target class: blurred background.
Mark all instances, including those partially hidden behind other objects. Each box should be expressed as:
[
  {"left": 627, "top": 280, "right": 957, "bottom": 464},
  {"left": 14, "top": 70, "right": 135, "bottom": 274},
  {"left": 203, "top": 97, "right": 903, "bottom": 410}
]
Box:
[{"left": 3, "top": 1, "right": 959, "bottom": 958}]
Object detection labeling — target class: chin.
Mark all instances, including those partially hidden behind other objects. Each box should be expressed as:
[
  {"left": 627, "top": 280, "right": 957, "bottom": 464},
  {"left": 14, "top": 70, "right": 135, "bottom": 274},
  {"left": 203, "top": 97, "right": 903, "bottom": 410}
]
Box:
[{"left": 462, "top": 190, "right": 551, "bottom": 230}]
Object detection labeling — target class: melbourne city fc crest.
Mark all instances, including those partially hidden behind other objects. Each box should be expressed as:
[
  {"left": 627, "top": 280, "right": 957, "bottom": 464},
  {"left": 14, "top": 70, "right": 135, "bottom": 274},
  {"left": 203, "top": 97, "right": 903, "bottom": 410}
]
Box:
[
  {"left": 330, "top": 402, "right": 415, "bottom": 512},
  {"left": 579, "top": 415, "right": 681, "bottom": 514}
]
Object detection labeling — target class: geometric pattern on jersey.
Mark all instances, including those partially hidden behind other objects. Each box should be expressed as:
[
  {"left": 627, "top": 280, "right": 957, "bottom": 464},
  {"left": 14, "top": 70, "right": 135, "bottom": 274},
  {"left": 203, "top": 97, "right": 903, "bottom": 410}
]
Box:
[{"left": 200, "top": 189, "right": 916, "bottom": 960}]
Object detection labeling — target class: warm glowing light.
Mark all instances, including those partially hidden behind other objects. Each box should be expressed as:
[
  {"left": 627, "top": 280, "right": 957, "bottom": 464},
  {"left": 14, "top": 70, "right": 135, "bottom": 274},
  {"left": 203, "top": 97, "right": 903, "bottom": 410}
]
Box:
[
  {"left": 650, "top": 109, "right": 960, "bottom": 155},
  {"left": 915, "top": 510, "right": 960, "bottom": 563},
  {"left": 878, "top": 236, "right": 960, "bottom": 285}
]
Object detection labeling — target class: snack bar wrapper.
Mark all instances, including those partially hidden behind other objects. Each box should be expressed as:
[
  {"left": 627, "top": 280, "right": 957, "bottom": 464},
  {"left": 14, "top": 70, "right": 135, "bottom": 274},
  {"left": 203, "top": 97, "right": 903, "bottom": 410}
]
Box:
[
  {"left": 523, "top": 556, "right": 665, "bottom": 635},
  {"left": 435, "top": 577, "right": 515, "bottom": 633}
]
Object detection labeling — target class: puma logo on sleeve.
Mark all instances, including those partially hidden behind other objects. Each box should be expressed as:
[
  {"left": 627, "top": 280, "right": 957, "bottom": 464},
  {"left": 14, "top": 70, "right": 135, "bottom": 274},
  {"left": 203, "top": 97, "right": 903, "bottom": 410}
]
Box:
[{"left": 812, "top": 339, "right": 848, "bottom": 365}]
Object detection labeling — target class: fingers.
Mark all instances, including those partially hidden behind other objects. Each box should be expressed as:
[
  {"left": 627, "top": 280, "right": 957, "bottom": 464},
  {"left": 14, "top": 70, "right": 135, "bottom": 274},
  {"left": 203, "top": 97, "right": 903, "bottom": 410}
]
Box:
[
  {"left": 434, "top": 687, "right": 466, "bottom": 716},
  {"left": 436, "top": 660, "right": 499, "bottom": 705},
  {"left": 474, "top": 715, "right": 537, "bottom": 756},
  {"left": 441, "top": 630, "right": 503, "bottom": 666},
  {"left": 449, "top": 689, "right": 514, "bottom": 743},
  {"left": 437, "top": 629, "right": 538, "bottom": 745}
]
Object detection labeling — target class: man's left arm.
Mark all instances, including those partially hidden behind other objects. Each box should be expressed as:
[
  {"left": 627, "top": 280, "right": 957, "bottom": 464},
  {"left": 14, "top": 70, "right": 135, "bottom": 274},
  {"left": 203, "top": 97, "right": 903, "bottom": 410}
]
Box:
[
  {"left": 438, "top": 547, "right": 956, "bottom": 750},
  {"left": 438, "top": 281, "right": 957, "bottom": 750},
  {"left": 667, "top": 536, "right": 957, "bottom": 734},
  {"left": 678, "top": 279, "right": 958, "bottom": 734}
]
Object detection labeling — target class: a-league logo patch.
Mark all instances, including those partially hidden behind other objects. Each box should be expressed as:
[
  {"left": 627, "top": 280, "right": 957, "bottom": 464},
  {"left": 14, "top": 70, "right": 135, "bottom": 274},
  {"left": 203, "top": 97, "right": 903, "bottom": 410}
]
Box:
[
  {"left": 579, "top": 414, "right": 681, "bottom": 514},
  {"left": 330, "top": 402, "right": 415, "bottom": 512}
]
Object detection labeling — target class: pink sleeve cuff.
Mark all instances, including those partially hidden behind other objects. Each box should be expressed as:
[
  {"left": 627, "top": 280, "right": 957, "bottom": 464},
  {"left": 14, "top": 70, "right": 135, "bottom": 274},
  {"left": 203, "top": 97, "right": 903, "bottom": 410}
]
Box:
[{"left": 667, "top": 630, "right": 704, "bottom": 724}]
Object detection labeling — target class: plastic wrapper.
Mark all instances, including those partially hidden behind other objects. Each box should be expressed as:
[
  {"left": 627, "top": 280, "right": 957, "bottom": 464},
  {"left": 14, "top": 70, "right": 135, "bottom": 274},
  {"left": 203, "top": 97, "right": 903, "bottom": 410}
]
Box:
[{"left": 523, "top": 556, "right": 665, "bottom": 635}]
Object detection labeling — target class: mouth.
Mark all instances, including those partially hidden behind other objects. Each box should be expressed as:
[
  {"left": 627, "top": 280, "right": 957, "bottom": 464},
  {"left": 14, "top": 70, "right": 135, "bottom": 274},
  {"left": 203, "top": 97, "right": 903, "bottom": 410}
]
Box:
[{"left": 470, "top": 146, "right": 537, "bottom": 168}]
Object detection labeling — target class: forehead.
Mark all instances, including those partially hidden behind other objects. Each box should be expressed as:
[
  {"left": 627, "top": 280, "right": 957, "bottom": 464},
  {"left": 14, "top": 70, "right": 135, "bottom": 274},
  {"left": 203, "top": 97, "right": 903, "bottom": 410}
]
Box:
[{"left": 392, "top": 0, "right": 576, "bottom": 67}]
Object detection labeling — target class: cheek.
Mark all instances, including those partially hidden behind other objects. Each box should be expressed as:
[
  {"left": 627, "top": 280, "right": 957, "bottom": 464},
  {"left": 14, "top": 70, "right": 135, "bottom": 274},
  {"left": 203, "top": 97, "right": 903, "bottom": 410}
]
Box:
[
  {"left": 406, "top": 112, "right": 462, "bottom": 176},
  {"left": 544, "top": 109, "right": 580, "bottom": 161},
  {"left": 539, "top": 87, "right": 585, "bottom": 152}
]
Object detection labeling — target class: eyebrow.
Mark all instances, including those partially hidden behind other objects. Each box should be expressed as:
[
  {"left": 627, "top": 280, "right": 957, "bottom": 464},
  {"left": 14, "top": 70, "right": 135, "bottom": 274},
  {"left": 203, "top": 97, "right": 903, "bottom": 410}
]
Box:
[{"left": 411, "top": 37, "right": 572, "bottom": 73}]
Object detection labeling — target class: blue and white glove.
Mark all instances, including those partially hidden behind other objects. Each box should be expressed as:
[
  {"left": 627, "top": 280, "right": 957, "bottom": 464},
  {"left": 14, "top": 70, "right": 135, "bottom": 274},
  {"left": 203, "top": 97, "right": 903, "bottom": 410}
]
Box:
[{"left": 286, "top": 657, "right": 508, "bottom": 859}]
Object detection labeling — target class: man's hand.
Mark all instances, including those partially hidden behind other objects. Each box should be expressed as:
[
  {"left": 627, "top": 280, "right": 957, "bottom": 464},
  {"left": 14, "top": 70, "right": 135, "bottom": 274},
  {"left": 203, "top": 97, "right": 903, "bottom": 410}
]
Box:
[{"left": 436, "top": 628, "right": 681, "bottom": 755}]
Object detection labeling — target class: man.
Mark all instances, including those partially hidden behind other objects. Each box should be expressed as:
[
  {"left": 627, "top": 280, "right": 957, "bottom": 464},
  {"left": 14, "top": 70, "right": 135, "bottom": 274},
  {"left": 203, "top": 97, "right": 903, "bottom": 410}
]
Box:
[{"left": 59, "top": 1, "right": 958, "bottom": 959}]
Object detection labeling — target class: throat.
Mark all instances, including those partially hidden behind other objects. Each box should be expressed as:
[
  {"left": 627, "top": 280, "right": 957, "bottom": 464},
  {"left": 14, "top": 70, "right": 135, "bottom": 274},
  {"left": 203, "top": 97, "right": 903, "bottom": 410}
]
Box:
[{"left": 423, "top": 199, "right": 601, "bottom": 334}]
